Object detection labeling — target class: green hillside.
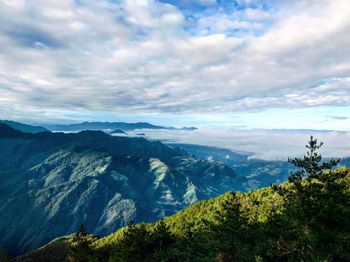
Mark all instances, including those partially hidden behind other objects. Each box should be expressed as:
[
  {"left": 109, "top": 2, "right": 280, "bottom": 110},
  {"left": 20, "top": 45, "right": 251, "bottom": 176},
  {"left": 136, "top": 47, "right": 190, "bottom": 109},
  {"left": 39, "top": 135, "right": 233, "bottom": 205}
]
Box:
[
  {"left": 90, "top": 168, "right": 350, "bottom": 261},
  {"left": 19, "top": 157, "right": 350, "bottom": 261}
]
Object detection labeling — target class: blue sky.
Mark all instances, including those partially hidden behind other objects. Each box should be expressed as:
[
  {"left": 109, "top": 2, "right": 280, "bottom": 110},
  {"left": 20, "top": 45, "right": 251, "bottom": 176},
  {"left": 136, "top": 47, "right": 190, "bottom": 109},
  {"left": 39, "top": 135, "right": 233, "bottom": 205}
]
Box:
[{"left": 0, "top": 0, "right": 349, "bottom": 130}]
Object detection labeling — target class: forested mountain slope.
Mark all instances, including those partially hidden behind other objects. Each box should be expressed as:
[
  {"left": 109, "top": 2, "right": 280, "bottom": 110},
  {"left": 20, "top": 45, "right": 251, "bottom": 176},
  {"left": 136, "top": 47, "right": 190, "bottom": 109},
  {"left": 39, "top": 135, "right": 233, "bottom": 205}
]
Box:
[
  {"left": 0, "top": 120, "right": 49, "bottom": 134},
  {"left": 18, "top": 167, "right": 350, "bottom": 262},
  {"left": 0, "top": 124, "right": 244, "bottom": 255},
  {"left": 18, "top": 138, "right": 350, "bottom": 262}
]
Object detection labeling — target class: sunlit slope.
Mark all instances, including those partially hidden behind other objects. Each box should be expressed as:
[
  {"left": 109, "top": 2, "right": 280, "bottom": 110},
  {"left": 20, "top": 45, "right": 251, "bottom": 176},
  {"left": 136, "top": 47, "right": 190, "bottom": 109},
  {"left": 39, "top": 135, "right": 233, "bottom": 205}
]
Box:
[{"left": 0, "top": 124, "right": 244, "bottom": 254}]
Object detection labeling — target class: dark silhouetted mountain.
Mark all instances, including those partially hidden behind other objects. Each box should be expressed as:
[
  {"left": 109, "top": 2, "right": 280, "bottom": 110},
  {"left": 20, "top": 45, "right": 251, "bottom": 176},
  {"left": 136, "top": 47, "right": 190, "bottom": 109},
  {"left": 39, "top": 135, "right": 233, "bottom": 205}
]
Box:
[
  {"left": 0, "top": 124, "right": 243, "bottom": 255},
  {"left": 0, "top": 123, "right": 33, "bottom": 138},
  {"left": 166, "top": 126, "right": 197, "bottom": 131},
  {"left": 109, "top": 129, "right": 127, "bottom": 135},
  {"left": 0, "top": 120, "right": 49, "bottom": 134},
  {"left": 47, "top": 121, "right": 198, "bottom": 132}
]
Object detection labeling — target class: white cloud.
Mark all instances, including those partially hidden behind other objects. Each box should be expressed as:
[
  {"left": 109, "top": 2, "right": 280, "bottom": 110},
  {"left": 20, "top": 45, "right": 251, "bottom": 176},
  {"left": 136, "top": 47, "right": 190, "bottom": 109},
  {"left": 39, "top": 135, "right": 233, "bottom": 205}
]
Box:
[
  {"left": 0, "top": 0, "right": 349, "bottom": 121},
  {"left": 128, "top": 127, "right": 350, "bottom": 160},
  {"left": 245, "top": 8, "right": 270, "bottom": 20},
  {"left": 174, "top": 34, "right": 243, "bottom": 65},
  {"left": 195, "top": 14, "right": 262, "bottom": 33}
]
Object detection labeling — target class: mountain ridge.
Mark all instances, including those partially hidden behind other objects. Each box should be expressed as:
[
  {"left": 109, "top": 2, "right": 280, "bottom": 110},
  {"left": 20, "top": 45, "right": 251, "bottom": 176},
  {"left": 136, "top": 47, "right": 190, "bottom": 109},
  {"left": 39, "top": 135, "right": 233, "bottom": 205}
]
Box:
[
  {"left": 17, "top": 167, "right": 350, "bottom": 261},
  {"left": 0, "top": 120, "right": 49, "bottom": 134},
  {"left": 46, "top": 121, "right": 197, "bottom": 132},
  {"left": 0, "top": 123, "right": 244, "bottom": 255}
]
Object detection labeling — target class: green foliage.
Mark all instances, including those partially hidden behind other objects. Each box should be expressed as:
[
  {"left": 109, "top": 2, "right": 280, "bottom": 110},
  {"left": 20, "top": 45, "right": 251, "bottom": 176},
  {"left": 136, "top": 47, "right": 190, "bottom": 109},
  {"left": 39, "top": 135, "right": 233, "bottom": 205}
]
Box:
[
  {"left": 105, "top": 220, "right": 176, "bottom": 262},
  {"left": 288, "top": 135, "right": 340, "bottom": 184},
  {"left": 0, "top": 250, "right": 13, "bottom": 262},
  {"left": 89, "top": 161, "right": 348, "bottom": 261},
  {"left": 69, "top": 224, "right": 96, "bottom": 262},
  {"left": 16, "top": 237, "right": 72, "bottom": 262},
  {"left": 271, "top": 136, "right": 348, "bottom": 260},
  {"left": 89, "top": 137, "right": 350, "bottom": 262}
]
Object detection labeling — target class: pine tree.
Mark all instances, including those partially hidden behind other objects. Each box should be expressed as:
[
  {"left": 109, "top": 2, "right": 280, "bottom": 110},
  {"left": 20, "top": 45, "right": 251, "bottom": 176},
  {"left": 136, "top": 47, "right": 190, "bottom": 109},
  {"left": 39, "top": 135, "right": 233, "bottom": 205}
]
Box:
[
  {"left": 152, "top": 219, "right": 175, "bottom": 253},
  {"left": 110, "top": 222, "right": 153, "bottom": 261},
  {"left": 73, "top": 224, "right": 88, "bottom": 242},
  {"left": 69, "top": 224, "right": 93, "bottom": 262},
  {"left": 274, "top": 136, "right": 343, "bottom": 260},
  {"left": 288, "top": 136, "right": 339, "bottom": 184},
  {"left": 209, "top": 192, "right": 253, "bottom": 261},
  {"left": 149, "top": 219, "right": 176, "bottom": 261},
  {"left": 286, "top": 136, "right": 340, "bottom": 226}
]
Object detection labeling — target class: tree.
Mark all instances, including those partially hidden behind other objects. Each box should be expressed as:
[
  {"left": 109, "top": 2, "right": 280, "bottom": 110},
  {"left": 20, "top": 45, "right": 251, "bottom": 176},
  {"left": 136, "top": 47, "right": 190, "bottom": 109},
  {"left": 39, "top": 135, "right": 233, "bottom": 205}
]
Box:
[
  {"left": 69, "top": 224, "right": 94, "bottom": 262},
  {"left": 148, "top": 219, "right": 176, "bottom": 261},
  {"left": 272, "top": 136, "right": 346, "bottom": 260},
  {"left": 288, "top": 136, "right": 339, "bottom": 184},
  {"left": 0, "top": 250, "right": 12, "bottom": 262},
  {"left": 286, "top": 136, "right": 340, "bottom": 228},
  {"left": 73, "top": 224, "right": 88, "bottom": 242},
  {"left": 109, "top": 222, "right": 154, "bottom": 261},
  {"left": 152, "top": 219, "right": 175, "bottom": 253},
  {"left": 207, "top": 192, "right": 255, "bottom": 261}
]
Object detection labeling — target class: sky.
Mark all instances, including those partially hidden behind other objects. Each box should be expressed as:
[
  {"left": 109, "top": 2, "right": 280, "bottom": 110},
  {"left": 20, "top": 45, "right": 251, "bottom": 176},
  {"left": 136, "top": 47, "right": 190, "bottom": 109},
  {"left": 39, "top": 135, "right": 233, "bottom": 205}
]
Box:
[{"left": 0, "top": 0, "right": 350, "bottom": 130}]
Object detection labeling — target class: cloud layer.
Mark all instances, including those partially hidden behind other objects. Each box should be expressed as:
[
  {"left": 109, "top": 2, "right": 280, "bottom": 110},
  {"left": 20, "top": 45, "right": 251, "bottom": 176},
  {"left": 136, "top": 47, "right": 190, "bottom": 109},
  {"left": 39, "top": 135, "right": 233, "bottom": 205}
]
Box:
[
  {"left": 0, "top": 0, "right": 350, "bottom": 120},
  {"left": 129, "top": 127, "right": 350, "bottom": 160}
]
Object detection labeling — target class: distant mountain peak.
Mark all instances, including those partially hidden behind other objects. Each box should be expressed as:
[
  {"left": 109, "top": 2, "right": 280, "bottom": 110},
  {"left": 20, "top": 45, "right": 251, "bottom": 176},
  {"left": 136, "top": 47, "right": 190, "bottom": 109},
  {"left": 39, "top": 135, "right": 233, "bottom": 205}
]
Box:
[
  {"left": 0, "top": 120, "right": 49, "bottom": 134},
  {"left": 46, "top": 121, "right": 197, "bottom": 132},
  {"left": 109, "top": 129, "right": 127, "bottom": 135},
  {"left": 0, "top": 123, "right": 32, "bottom": 138}
]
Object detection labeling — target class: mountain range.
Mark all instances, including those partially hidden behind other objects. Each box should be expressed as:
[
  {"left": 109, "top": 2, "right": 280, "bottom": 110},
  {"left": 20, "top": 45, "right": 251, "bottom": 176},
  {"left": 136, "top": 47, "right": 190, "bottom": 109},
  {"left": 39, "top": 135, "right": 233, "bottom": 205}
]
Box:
[
  {"left": 1, "top": 120, "right": 349, "bottom": 258},
  {"left": 17, "top": 167, "right": 350, "bottom": 261},
  {"left": 0, "top": 121, "right": 295, "bottom": 190},
  {"left": 0, "top": 120, "right": 49, "bottom": 134},
  {"left": 170, "top": 143, "right": 350, "bottom": 189},
  {"left": 0, "top": 123, "right": 244, "bottom": 255},
  {"left": 46, "top": 121, "right": 197, "bottom": 132},
  {"left": 169, "top": 143, "right": 293, "bottom": 188}
]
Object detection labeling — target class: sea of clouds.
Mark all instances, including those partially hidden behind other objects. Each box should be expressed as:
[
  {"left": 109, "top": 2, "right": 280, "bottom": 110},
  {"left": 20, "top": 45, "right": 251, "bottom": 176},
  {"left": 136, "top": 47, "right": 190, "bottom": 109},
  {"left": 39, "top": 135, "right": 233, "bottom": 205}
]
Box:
[{"left": 128, "top": 127, "right": 350, "bottom": 160}]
